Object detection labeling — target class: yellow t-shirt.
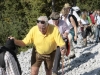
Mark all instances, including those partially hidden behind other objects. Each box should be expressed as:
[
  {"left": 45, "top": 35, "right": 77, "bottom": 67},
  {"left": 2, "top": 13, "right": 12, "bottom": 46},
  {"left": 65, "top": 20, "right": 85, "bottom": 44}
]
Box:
[{"left": 22, "top": 25, "right": 65, "bottom": 54}]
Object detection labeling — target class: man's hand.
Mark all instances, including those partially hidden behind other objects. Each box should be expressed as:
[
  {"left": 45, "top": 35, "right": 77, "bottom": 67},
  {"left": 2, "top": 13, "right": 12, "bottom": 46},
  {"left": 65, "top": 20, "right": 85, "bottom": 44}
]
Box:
[
  {"left": 74, "top": 35, "right": 77, "bottom": 41},
  {"left": 8, "top": 36, "right": 26, "bottom": 47},
  {"left": 60, "top": 49, "right": 66, "bottom": 55},
  {"left": 60, "top": 46, "right": 67, "bottom": 55},
  {"left": 62, "top": 32, "right": 68, "bottom": 38},
  {"left": 8, "top": 36, "right": 15, "bottom": 40}
]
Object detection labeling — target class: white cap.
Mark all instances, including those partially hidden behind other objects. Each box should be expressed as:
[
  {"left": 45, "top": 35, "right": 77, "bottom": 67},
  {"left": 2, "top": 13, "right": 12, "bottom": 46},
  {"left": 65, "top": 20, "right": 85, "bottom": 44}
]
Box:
[{"left": 72, "top": 6, "right": 80, "bottom": 11}]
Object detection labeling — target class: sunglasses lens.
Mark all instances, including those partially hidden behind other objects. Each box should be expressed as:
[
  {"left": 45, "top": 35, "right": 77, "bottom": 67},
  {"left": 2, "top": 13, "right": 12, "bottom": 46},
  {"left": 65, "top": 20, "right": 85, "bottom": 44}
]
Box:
[
  {"left": 52, "top": 18, "right": 59, "bottom": 20},
  {"left": 37, "top": 20, "right": 45, "bottom": 24},
  {"left": 41, "top": 21, "right": 45, "bottom": 24}
]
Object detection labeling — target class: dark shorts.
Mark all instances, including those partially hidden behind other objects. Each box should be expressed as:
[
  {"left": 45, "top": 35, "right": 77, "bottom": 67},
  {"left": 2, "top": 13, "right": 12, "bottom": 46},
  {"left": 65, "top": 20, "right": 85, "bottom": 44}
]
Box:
[
  {"left": 31, "top": 48, "right": 55, "bottom": 70},
  {"left": 82, "top": 26, "right": 92, "bottom": 38}
]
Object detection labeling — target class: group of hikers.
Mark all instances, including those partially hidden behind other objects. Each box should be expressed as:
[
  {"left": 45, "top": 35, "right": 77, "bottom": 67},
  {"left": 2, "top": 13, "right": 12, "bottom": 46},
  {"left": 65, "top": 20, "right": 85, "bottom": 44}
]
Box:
[{"left": 0, "top": 2, "right": 100, "bottom": 75}]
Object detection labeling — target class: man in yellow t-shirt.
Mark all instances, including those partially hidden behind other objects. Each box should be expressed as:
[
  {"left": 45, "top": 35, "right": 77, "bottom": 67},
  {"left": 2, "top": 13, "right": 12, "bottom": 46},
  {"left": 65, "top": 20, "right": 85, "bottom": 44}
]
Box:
[{"left": 8, "top": 16, "right": 67, "bottom": 75}]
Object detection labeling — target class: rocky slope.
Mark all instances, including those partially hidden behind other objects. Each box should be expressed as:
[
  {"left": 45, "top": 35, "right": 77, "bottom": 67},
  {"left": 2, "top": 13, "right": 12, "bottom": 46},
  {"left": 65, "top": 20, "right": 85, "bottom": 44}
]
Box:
[{"left": 17, "top": 42, "right": 100, "bottom": 75}]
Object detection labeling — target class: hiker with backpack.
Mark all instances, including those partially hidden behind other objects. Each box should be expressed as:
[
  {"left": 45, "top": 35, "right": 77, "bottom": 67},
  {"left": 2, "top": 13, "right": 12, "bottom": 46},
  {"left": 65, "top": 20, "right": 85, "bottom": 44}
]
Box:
[
  {"left": 8, "top": 16, "right": 67, "bottom": 75},
  {"left": 80, "top": 10, "right": 93, "bottom": 47},
  {"left": 94, "top": 9, "right": 100, "bottom": 43},
  {"left": 70, "top": 6, "right": 82, "bottom": 26},
  {"left": 0, "top": 39, "right": 21, "bottom": 75},
  {"left": 60, "top": 3, "right": 78, "bottom": 59},
  {"left": 48, "top": 12, "right": 70, "bottom": 75}
]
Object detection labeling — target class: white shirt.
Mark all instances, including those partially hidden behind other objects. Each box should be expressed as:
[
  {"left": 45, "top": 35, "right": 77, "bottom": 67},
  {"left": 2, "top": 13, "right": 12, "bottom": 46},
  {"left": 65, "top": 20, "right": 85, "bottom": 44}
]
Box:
[
  {"left": 48, "top": 19, "right": 70, "bottom": 34},
  {"left": 95, "top": 15, "right": 100, "bottom": 25},
  {"left": 80, "top": 18, "right": 89, "bottom": 26}
]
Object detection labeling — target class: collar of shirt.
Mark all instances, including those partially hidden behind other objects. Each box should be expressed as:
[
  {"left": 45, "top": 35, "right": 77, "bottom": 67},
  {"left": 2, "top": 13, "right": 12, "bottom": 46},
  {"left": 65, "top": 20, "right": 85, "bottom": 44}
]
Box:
[{"left": 38, "top": 25, "right": 50, "bottom": 37}]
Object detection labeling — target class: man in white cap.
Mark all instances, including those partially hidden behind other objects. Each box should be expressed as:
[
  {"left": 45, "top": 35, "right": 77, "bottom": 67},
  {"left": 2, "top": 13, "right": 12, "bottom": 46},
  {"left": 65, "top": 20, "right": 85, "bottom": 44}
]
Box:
[{"left": 48, "top": 12, "right": 70, "bottom": 75}]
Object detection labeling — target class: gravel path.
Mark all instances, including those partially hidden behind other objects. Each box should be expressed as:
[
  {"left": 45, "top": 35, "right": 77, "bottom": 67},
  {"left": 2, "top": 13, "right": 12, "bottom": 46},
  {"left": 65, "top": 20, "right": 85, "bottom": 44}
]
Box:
[{"left": 17, "top": 42, "right": 100, "bottom": 75}]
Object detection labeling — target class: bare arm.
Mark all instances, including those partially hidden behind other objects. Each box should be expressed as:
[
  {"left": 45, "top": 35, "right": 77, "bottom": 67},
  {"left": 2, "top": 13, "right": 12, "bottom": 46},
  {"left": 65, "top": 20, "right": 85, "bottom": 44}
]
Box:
[
  {"left": 60, "top": 45, "right": 67, "bottom": 55},
  {"left": 70, "top": 16, "right": 77, "bottom": 37},
  {"left": 8, "top": 37, "right": 26, "bottom": 47},
  {"left": 62, "top": 32, "right": 68, "bottom": 38},
  {"left": 14, "top": 39, "right": 26, "bottom": 47}
]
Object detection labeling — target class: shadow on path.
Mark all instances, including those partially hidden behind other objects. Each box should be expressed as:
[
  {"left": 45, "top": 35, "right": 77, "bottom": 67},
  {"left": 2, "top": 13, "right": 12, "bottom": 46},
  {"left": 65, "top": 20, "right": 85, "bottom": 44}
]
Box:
[
  {"left": 82, "top": 68, "right": 100, "bottom": 75},
  {"left": 59, "top": 51, "right": 98, "bottom": 75}
]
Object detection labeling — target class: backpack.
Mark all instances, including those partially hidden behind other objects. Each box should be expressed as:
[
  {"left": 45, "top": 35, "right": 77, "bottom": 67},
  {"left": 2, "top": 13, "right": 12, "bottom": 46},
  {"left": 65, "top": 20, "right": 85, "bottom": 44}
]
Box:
[
  {"left": 0, "top": 39, "right": 22, "bottom": 75},
  {"left": 0, "top": 49, "right": 6, "bottom": 69},
  {"left": 60, "top": 8, "right": 79, "bottom": 27},
  {"left": 68, "top": 14, "right": 79, "bottom": 27},
  {"left": 69, "top": 8, "right": 79, "bottom": 27}
]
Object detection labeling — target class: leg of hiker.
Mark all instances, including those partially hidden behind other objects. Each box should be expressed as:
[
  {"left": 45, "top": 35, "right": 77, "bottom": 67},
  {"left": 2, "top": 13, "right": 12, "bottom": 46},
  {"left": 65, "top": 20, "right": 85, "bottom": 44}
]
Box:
[
  {"left": 45, "top": 51, "right": 55, "bottom": 75},
  {"left": 31, "top": 47, "right": 39, "bottom": 75},
  {"left": 31, "top": 51, "right": 42, "bottom": 75},
  {"left": 45, "top": 69, "right": 52, "bottom": 75},
  {"left": 68, "top": 33, "right": 75, "bottom": 59},
  {"left": 31, "top": 66, "right": 39, "bottom": 75},
  {"left": 95, "top": 26, "right": 99, "bottom": 43}
]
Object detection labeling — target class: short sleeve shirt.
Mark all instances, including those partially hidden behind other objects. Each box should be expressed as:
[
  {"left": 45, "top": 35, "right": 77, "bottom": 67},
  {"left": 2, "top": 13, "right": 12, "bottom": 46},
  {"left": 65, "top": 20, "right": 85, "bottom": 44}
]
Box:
[{"left": 22, "top": 25, "right": 65, "bottom": 54}]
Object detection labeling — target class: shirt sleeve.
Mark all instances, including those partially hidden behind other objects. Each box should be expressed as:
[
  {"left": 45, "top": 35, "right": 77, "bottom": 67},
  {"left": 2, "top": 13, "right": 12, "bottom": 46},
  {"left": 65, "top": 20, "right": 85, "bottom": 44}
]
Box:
[
  {"left": 22, "top": 27, "right": 34, "bottom": 45},
  {"left": 54, "top": 27, "right": 65, "bottom": 46},
  {"left": 87, "top": 16, "right": 92, "bottom": 24}
]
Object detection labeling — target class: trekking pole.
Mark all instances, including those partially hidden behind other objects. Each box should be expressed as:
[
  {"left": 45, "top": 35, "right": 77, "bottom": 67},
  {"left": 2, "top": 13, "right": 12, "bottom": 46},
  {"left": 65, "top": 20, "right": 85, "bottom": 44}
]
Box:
[
  {"left": 61, "top": 54, "right": 64, "bottom": 75},
  {"left": 67, "top": 57, "right": 71, "bottom": 69}
]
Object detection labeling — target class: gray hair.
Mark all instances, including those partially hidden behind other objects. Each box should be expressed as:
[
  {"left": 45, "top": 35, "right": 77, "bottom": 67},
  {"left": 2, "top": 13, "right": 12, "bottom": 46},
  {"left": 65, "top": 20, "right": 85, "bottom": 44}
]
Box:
[{"left": 37, "top": 16, "right": 48, "bottom": 26}]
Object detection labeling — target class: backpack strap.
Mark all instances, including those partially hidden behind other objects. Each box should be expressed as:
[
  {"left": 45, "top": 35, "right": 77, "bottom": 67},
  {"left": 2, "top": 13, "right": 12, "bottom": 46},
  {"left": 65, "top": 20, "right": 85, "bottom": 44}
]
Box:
[
  {"left": 68, "top": 14, "right": 78, "bottom": 27},
  {"left": 70, "top": 9, "right": 74, "bottom": 15},
  {"left": 0, "top": 47, "right": 6, "bottom": 69}
]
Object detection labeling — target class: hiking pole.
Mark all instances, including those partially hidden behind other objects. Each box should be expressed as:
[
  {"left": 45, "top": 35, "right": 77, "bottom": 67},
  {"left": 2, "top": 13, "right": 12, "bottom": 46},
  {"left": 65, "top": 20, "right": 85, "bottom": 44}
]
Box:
[
  {"left": 67, "top": 56, "right": 71, "bottom": 69},
  {"left": 61, "top": 54, "right": 64, "bottom": 75}
]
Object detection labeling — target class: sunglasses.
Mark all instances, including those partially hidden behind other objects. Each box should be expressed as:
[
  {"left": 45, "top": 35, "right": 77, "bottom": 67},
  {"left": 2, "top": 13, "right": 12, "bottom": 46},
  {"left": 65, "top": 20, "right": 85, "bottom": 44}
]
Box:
[
  {"left": 37, "top": 20, "right": 45, "bottom": 24},
  {"left": 52, "top": 18, "right": 59, "bottom": 20}
]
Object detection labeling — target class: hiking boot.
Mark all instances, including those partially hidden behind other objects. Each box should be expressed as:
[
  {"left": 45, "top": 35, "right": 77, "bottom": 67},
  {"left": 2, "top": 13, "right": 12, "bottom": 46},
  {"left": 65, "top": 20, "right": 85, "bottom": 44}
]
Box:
[
  {"left": 68, "top": 49, "right": 76, "bottom": 59},
  {"left": 68, "top": 54, "right": 76, "bottom": 59},
  {"left": 52, "top": 72, "right": 58, "bottom": 75},
  {"left": 95, "top": 41, "right": 98, "bottom": 43}
]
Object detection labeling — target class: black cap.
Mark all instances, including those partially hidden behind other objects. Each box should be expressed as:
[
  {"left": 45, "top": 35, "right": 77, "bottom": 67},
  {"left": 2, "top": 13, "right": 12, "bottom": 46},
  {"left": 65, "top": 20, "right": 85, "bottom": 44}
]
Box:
[{"left": 4, "top": 39, "right": 16, "bottom": 50}]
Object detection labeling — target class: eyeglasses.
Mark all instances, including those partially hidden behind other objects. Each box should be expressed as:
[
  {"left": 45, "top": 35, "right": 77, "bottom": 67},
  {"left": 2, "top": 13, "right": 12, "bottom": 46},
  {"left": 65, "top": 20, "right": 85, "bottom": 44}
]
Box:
[
  {"left": 52, "top": 18, "right": 59, "bottom": 20},
  {"left": 37, "top": 20, "right": 45, "bottom": 24}
]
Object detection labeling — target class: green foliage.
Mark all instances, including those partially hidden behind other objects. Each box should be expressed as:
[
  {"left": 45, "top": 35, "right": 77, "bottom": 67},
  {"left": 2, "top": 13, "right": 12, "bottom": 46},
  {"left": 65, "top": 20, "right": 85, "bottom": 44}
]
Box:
[
  {"left": 20, "top": 0, "right": 45, "bottom": 28},
  {"left": 77, "top": 0, "right": 100, "bottom": 11},
  {"left": 0, "top": 0, "right": 100, "bottom": 51}
]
